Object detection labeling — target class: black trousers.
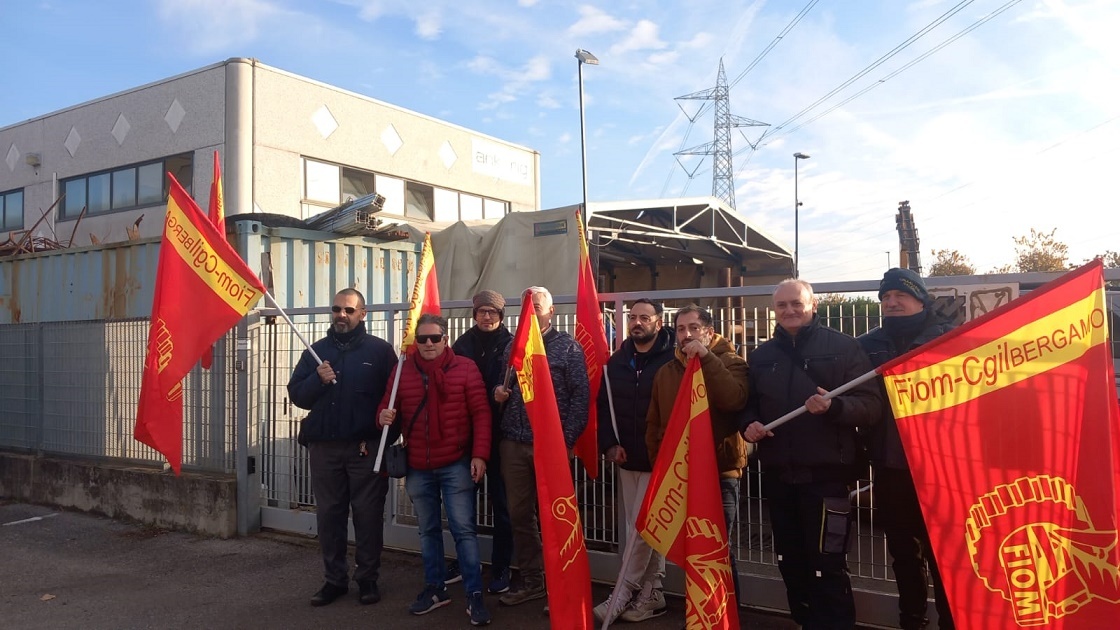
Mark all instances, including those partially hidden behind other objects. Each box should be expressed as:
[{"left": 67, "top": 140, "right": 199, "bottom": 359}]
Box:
[
  {"left": 875, "top": 467, "right": 954, "bottom": 630},
  {"left": 309, "top": 441, "right": 390, "bottom": 586},
  {"left": 764, "top": 477, "right": 855, "bottom": 630}
]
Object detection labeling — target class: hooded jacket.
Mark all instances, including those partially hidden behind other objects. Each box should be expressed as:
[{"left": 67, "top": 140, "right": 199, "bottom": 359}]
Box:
[
  {"left": 288, "top": 322, "right": 398, "bottom": 444},
  {"left": 645, "top": 334, "right": 750, "bottom": 478},
  {"left": 452, "top": 323, "right": 513, "bottom": 438},
  {"left": 377, "top": 348, "right": 491, "bottom": 471},
  {"left": 741, "top": 316, "right": 881, "bottom": 482},
  {"left": 858, "top": 310, "right": 955, "bottom": 470},
  {"left": 596, "top": 326, "right": 676, "bottom": 472}
]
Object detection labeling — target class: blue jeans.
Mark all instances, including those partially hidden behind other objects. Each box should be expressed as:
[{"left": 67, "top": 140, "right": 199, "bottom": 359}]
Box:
[{"left": 405, "top": 458, "right": 484, "bottom": 594}]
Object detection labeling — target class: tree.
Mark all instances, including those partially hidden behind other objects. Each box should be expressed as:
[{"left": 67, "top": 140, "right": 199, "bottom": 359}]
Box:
[
  {"left": 928, "top": 249, "right": 976, "bottom": 276},
  {"left": 1087, "top": 251, "right": 1120, "bottom": 268},
  {"left": 1010, "top": 228, "right": 1070, "bottom": 272}
]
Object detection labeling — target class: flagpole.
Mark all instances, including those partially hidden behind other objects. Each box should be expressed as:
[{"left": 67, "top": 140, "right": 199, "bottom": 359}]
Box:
[
  {"left": 372, "top": 354, "right": 406, "bottom": 473},
  {"left": 601, "top": 517, "right": 640, "bottom": 630},
  {"left": 604, "top": 370, "right": 620, "bottom": 443},
  {"left": 263, "top": 290, "right": 336, "bottom": 385},
  {"left": 762, "top": 368, "right": 879, "bottom": 432}
]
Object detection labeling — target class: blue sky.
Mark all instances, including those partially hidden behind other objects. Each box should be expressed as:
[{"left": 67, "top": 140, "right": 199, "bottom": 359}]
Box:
[{"left": 3, "top": 0, "right": 1118, "bottom": 282}]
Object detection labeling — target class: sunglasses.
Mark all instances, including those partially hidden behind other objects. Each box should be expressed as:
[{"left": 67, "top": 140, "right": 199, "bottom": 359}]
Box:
[
  {"left": 331, "top": 306, "right": 359, "bottom": 314},
  {"left": 416, "top": 334, "right": 445, "bottom": 345}
]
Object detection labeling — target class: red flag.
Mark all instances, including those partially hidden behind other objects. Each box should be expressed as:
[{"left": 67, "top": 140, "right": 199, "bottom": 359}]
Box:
[
  {"left": 880, "top": 260, "right": 1120, "bottom": 629},
  {"left": 573, "top": 212, "right": 609, "bottom": 479},
  {"left": 200, "top": 151, "right": 225, "bottom": 370},
  {"left": 401, "top": 232, "right": 440, "bottom": 353},
  {"left": 510, "top": 289, "right": 594, "bottom": 629},
  {"left": 637, "top": 356, "right": 739, "bottom": 629},
  {"left": 135, "top": 175, "right": 265, "bottom": 474}
]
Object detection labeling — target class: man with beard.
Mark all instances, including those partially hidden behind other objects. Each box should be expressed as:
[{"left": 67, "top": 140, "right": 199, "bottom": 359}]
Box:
[
  {"left": 451, "top": 290, "right": 515, "bottom": 594},
  {"left": 646, "top": 304, "right": 750, "bottom": 613},
  {"left": 593, "top": 299, "right": 676, "bottom": 624},
  {"left": 859, "top": 268, "right": 956, "bottom": 630},
  {"left": 741, "top": 279, "right": 881, "bottom": 629},
  {"left": 288, "top": 288, "right": 398, "bottom": 607}
]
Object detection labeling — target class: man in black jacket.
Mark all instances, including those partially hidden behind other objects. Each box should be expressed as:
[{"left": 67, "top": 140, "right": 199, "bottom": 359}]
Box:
[
  {"left": 593, "top": 299, "right": 675, "bottom": 624},
  {"left": 859, "top": 268, "right": 956, "bottom": 630},
  {"left": 741, "top": 279, "right": 881, "bottom": 629},
  {"left": 287, "top": 288, "right": 397, "bottom": 607},
  {"left": 452, "top": 290, "right": 514, "bottom": 594}
]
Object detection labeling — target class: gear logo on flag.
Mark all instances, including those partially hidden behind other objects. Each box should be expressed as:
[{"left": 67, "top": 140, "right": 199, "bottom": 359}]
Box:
[
  {"left": 551, "top": 495, "right": 583, "bottom": 571},
  {"left": 965, "top": 475, "right": 1120, "bottom": 626}
]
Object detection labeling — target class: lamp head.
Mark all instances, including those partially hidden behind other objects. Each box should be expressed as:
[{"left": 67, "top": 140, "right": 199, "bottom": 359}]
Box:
[
  {"left": 575, "top": 49, "right": 599, "bottom": 65},
  {"left": 794, "top": 152, "right": 810, "bottom": 160}
]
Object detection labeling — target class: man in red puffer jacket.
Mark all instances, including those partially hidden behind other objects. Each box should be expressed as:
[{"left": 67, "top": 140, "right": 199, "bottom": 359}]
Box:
[{"left": 378, "top": 313, "right": 493, "bottom": 626}]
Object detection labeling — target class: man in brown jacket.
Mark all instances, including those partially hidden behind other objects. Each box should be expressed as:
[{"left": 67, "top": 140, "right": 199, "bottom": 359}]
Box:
[{"left": 645, "top": 304, "right": 750, "bottom": 605}]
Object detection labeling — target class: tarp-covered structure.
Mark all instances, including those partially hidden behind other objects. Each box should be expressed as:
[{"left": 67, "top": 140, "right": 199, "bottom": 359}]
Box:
[{"left": 421, "top": 197, "right": 793, "bottom": 303}]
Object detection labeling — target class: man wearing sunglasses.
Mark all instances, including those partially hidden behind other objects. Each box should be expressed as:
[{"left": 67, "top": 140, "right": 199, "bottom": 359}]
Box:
[
  {"left": 451, "top": 290, "right": 514, "bottom": 595},
  {"left": 377, "top": 314, "right": 493, "bottom": 626},
  {"left": 287, "top": 288, "right": 398, "bottom": 608}
]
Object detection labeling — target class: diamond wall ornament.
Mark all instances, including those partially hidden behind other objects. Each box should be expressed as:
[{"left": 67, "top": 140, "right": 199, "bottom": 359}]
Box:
[
  {"left": 312, "top": 105, "right": 338, "bottom": 139},
  {"left": 111, "top": 113, "right": 131, "bottom": 146},
  {"left": 5, "top": 144, "right": 18, "bottom": 172},
  {"left": 165, "top": 99, "right": 186, "bottom": 133},
  {"left": 381, "top": 124, "right": 403, "bottom": 155},
  {"left": 439, "top": 141, "right": 457, "bottom": 169},
  {"left": 65, "top": 127, "right": 82, "bottom": 157}
]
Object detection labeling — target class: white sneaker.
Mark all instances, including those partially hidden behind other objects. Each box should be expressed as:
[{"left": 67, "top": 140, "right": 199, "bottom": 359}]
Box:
[
  {"left": 620, "top": 584, "right": 667, "bottom": 622},
  {"left": 592, "top": 588, "right": 633, "bottom": 624}
]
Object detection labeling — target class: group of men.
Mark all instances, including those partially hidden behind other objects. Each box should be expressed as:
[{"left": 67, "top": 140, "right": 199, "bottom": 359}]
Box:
[{"left": 288, "top": 267, "right": 955, "bottom": 630}]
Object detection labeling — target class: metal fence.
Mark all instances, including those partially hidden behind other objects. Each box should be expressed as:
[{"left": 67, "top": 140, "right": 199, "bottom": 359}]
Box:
[{"left": 0, "top": 318, "right": 238, "bottom": 471}]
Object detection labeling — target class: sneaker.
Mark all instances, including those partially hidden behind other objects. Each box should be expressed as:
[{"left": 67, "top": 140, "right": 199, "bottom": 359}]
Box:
[
  {"left": 309, "top": 581, "right": 348, "bottom": 607},
  {"left": 620, "top": 584, "right": 667, "bottom": 622},
  {"left": 409, "top": 584, "right": 451, "bottom": 615},
  {"left": 445, "top": 560, "right": 462, "bottom": 584},
  {"left": 498, "top": 582, "right": 546, "bottom": 606},
  {"left": 487, "top": 568, "right": 511, "bottom": 594},
  {"left": 357, "top": 580, "right": 381, "bottom": 605},
  {"left": 466, "top": 591, "right": 492, "bottom": 626},
  {"left": 592, "top": 588, "right": 633, "bottom": 624}
]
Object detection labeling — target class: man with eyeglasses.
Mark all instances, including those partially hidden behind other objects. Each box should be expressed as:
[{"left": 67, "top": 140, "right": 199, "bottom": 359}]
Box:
[
  {"left": 451, "top": 290, "right": 515, "bottom": 595},
  {"left": 645, "top": 304, "right": 750, "bottom": 616},
  {"left": 287, "top": 288, "right": 398, "bottom": 608},
  {"left": 593, "top": 298, "right": 676, "bottom": 624},
  {"left": 492, "top": 286, "right": 590, "bottom": 608},
  {"left": 378, "top": 313, "right": 493, "bottom": 625}
]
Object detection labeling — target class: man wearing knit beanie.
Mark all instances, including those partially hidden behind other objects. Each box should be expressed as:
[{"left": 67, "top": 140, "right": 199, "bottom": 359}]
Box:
[
  {"left": 859, "top": 269, "right": 956, "bottom": 629},
  {"left": 451, "top": 289, "right": 513, "bottom": 595}
]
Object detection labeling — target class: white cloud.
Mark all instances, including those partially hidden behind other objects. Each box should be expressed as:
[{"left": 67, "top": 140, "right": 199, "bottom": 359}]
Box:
[
  {"left": 518, "top": 0, "right": 539, "bottom": 6},
  {"left": 156, "top": 0, "right": 282, "bottom": 53},
  {"left": 610, "top": 20, "right": 667, "bottom": 55},
  {"left": 415, "top": 10, "right": 443, "bottom": 39},
  {"left": 568, "top": 5, "right": 626, "bottom": 36}
]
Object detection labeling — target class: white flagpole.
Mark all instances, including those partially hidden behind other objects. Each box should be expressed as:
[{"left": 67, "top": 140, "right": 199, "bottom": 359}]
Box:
[
  {"left": 762, "top": 368, "right": 879, "bottom": 432},
  {"left": 372, "top": 353, "right": 406, "bottom": 473},
  {"left": 264, "top": 290, "right": 335, "bottom": 384}
]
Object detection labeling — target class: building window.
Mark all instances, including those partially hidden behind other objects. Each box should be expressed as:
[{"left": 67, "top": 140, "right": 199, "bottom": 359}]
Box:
[
  {"left": 60, "top": 153, "right": 193, "bottom": 219},
  {"left": 404, "top": 181, "right": 434, "bottom": 221},
  {"left": 1, "top": 189, "right": 24, "bottom": 231}
]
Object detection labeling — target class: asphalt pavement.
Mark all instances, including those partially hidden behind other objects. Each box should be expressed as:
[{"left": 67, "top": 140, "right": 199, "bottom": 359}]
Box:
[{"left": 0, "top": 500, "right": 805, "bottom": 629}]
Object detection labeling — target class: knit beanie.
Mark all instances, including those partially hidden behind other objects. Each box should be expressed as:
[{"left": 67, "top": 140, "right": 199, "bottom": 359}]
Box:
[
  {"left": 472, "top": 290, "right": 506, "bottom": 313},
  {"left": 878, "top": 267, "right": 929, "bottom": 302}
]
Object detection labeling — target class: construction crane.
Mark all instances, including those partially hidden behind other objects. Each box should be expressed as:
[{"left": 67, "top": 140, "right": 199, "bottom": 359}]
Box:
[{"left": 895, "top": 200, "right": 922, "bottom": 275}]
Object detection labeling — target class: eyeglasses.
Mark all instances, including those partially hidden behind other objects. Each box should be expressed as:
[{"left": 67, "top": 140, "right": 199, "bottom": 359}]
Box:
[
  {"left": 331, "top": 306, "right": 360, "bottom": 315},
  {"left": 416, "top": 334, "right": 445, "bottom": 345},
  {"left": 627, "top": 313, "right": 656, "bottom": 323},
  {"left": 475, "top": 307, "right": 501, "bottom": 318}
]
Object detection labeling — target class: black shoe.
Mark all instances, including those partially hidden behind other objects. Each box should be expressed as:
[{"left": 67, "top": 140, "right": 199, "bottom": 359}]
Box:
[
  {"left": 358, "top": 580, "right": 381, "bottom": 605},
  {"left": 310, "top": 581, "right": 348, "bottom": 607}
]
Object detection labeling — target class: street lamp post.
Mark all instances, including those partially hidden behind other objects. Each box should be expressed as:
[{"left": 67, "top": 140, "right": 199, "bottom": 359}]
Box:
[
  {"left": 793, "top": 152, "right": 810, "bottom": 277},
  {"left": 576, "top": 49, "right": 598, "bottom": 232}
]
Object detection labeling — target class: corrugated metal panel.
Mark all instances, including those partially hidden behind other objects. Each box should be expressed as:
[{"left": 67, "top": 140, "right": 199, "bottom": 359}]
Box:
[{"left": 0, "top": 220, "right": 420, "bottom": 324}]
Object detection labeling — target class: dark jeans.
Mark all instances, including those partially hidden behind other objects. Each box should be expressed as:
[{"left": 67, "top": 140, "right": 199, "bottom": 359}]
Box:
[
  {"left": 406, "top": 458, "right": 484, "bottom": 593},
  {"left": 500, "top": 439, "right": 543, "bottom": 585},
  {"left": 764, "top": 476, "right": 855, "bottom": 630},
  {"left": 875, "top": 467, "right": 954, "bottom": 630},
  {"left": 720, "top": 477, "right": 742, "bottom": 606},
  {"left": 486, "top": 437, "right": 513, "bottom": 576},
  {"left": 309, "top": 441, "right": 389, "bottom": 586}
]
